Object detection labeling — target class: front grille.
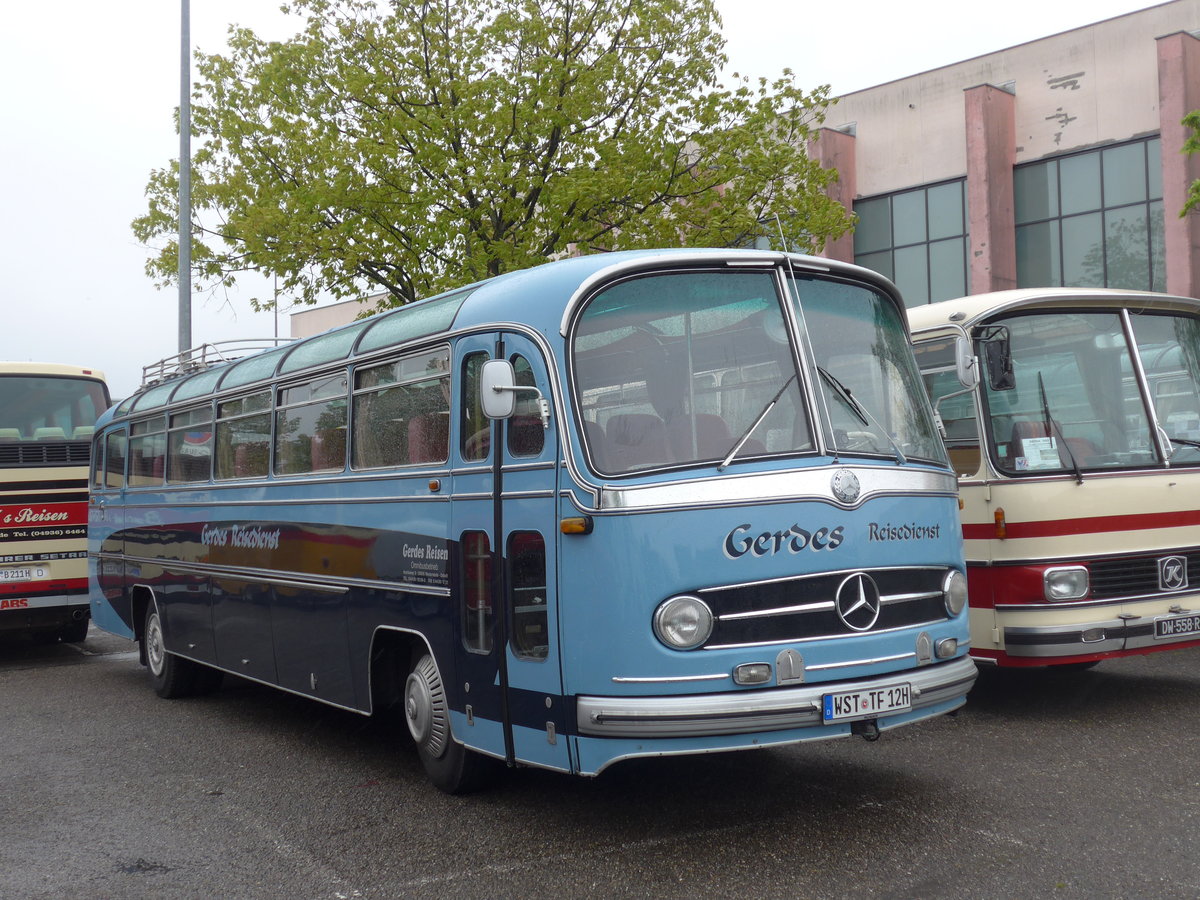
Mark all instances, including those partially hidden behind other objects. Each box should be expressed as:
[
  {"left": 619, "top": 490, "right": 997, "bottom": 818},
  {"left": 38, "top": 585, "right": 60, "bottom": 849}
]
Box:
[
  {"left": 0, "top": 441, "right": 91, "bottom": 467},
  {"left": 698, "top": 567, "right": 951, "bottom": 648},
  {"left": 1089, "top": 550, "right": 1200, "bottom": 600}
]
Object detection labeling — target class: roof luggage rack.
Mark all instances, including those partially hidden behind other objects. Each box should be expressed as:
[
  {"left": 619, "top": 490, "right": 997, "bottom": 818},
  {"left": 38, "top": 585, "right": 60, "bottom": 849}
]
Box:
[{"left": 140, "top": 339, "right": 293, "bottom": 388}]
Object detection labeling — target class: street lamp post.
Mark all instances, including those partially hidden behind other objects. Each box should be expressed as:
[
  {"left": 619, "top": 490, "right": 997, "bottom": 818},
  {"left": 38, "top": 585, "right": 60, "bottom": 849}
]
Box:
[{"left": 178, "top": 0, "right": 192, "bottom": 354}]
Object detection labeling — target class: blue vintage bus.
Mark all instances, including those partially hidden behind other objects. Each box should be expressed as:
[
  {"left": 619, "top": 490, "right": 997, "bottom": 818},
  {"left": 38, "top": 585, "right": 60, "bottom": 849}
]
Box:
[{"left": 88, "top": 249, "right": 975, "bottom": 792}]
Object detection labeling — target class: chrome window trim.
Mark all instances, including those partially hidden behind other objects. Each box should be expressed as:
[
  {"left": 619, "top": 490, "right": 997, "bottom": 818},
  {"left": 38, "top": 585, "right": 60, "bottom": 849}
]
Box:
[
  {"left": 595, "top": 465, "right": 957, "bottom": 512},
  {"left": 121, "top": 553, "right": 449, "bottom": 598}
]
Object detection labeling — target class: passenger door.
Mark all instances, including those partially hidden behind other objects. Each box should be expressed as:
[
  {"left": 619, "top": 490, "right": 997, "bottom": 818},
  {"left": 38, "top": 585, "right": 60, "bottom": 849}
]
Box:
[
  {"left": 88, "top": 427, "right": 130, "bottom": 637},
  {"left": 449, "top": 333, "right": 571, "bottom": 772}
]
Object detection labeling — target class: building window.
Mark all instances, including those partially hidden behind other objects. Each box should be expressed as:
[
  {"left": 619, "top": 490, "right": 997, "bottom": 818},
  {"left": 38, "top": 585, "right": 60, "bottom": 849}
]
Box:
[
  {"left": 853, "top": 179, "right": 969, "bottom": 306},
  {"left": 1015, "top": 138, "right": 1164, "bottom": 291}
]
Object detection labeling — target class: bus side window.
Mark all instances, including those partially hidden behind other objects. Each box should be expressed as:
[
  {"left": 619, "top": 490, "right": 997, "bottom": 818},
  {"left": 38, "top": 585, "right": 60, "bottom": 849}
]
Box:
[
  {"left": 461, "top": 530, "right": 492, "bottom": 653},
  {"left": 215, "top": 392, "right": 271, "bottom": 480},
  {"left": 275, "top": 374, "right": 348, "bottom": 475},
  {"left": 91, "top": 435, "right": 105, "bottom": 490},
  {"left": 103, "top": 430, "right": 127, "bottom": 490},
  {"left": 461, "top": 352, "right": 490, "bottom": 461},
  {"left": 128, "top": 417, "right": 165, "bottom": 486},
  {"left": 507, "top": 355, "right": 544, "bottom": 458},
  {"left": 508, "top": 532, "right": 547, "bottom": 660},
  {"left": 167, "top": 407, "right": 213, "bottom": 484}
]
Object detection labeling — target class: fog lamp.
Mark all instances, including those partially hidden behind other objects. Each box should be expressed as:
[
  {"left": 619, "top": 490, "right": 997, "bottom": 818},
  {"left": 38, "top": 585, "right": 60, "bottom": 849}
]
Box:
[
  {"left": 653, "top": 595, "right": 713, "bottom": 650},
  {"left": 1044, "top": 566, "right": 1089, "bottom": 602},
  {"left": 935, "top": 637, "right": 958, "bottom": 659},
  {"left": 734, "top": 663, "right": 771, "bottom": 685}
]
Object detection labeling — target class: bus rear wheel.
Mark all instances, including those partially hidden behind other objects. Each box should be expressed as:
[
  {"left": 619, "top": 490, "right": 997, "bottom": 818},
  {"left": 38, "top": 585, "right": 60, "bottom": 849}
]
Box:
[
  {"left": 60, "top": 616, "right": 89, "bottom": 644},
  {"left": 404, "top": 653, "right": 498, "bottom": 794},
  {"left": 143, "top": 606, "right": 221, "bottom": 698}
]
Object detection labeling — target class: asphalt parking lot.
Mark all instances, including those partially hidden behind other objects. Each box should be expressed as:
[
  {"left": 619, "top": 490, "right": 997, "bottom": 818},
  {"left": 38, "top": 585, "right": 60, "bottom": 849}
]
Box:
[{"left": 3, "top": 626, "right": 1199, "bottom": 899}]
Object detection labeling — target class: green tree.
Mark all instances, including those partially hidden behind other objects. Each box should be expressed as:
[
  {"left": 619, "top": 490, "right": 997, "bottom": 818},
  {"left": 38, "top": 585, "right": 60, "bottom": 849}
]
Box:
[
  {"left": 133, "top": 0, "right": 851, "bottom": 312},
  {"left": 1184, "top": 110, "right": 1200, "bottom": 215}
]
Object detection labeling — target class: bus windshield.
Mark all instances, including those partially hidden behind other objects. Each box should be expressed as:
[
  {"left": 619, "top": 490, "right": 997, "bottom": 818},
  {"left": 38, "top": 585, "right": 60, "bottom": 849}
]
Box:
[
  {"left": 978, "top": 310, "right": 1200, "bottom": 474},
  {"left": 572, "top": 270, "right": 813, "bottom": 475},
  {"left": 0, "top": 374, "right": 108, "bottom": 449},
  {"left": 789, "top": 274, "right": 946, "bottom": 464}
]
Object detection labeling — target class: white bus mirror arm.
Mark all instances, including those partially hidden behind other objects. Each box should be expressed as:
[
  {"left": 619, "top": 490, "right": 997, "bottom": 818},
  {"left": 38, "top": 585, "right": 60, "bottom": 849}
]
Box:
[{"left": 490, "top": 384, "right": 551, "bottom": 429}]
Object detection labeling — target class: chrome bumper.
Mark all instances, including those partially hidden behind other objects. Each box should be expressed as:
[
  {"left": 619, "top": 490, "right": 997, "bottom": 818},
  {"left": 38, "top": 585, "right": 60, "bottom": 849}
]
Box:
[{"left": 576, "top": 656, "right": 976, "bottom": 738}]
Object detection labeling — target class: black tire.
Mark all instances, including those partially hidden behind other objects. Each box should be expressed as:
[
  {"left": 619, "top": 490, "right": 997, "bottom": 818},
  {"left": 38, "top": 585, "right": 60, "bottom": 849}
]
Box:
[
  {"left": 144, "top": 605, "right": 202, "bottom": 699},
  {"left": 404, "top": 653, "right": 499, "bottom": 794},
  {"left": 60, "top": 616, "right": 89, "bottom": 644}
]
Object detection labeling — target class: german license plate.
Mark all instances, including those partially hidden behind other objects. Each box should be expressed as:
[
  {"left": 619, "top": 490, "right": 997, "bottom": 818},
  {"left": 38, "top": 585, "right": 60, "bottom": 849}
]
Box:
[
  {"left": 0, "top": 566, "right": 46, "bottom": 583},
  {"left": 1154, "top": 613, "right": 1200, "bottom": 640},
  {"left": 823, "top": 683, "right": 912, "bottom": 722}
]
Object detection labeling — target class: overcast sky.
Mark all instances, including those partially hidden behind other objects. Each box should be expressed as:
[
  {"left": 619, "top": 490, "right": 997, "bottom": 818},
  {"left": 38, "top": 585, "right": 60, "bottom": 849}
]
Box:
[{"left": 0, "top": 0, "right": 1167, "bottom": 397}]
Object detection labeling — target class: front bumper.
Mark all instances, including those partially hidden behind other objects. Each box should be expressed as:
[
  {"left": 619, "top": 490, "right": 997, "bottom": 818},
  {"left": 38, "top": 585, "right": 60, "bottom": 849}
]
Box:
[
  {"left": 576, "top": 655, "right": 976, "bottom": 739},
  {"left": 998, "top": 596, "right": 1200, "bottom": 659}
]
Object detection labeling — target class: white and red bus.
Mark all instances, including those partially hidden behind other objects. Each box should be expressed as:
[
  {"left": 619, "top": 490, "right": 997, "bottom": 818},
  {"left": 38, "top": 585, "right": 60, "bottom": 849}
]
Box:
[
  {"left": 911, "top": 289, "right": 1200, "bottom": 668},
  {"left": 0, "top": 362, "right": 109, "bottom": 643}
]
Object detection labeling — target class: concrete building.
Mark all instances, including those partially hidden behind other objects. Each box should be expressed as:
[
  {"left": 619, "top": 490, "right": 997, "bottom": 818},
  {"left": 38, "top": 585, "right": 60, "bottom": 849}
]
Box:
[{"left": 810, "top": 0, "right": 1200, "bottom": 305}]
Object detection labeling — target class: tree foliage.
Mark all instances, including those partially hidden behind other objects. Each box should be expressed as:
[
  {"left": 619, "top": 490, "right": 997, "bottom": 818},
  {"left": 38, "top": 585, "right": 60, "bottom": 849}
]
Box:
[
  {"left": 1185, "top": 110, "right": 1200, "bottom": 217},
  {"left": 133, "top": 0, "right": 851, "bottom": 312}
]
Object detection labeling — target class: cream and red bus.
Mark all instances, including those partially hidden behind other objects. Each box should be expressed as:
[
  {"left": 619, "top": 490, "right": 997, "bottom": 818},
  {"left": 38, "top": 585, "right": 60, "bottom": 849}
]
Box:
[
  {"left": 910, "top": 289, "right": 1200, "bottom": 667},
  {"left": 0, "top": 362, "right": 109, "bottom": 643}
]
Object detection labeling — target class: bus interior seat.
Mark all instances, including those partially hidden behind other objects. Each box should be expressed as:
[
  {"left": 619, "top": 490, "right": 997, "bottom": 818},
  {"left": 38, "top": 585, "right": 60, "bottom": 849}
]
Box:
[
  {"left": 33, "top": 427, "right": 66, "bottom": 441},
  {"left": 667, "top": 413, "right": 731, "bottom": 460},
  {"left": 582, "top": 420, "right": 606, "bottom": 469},
  {"left": 0, "top": 428, "right": 22, "bottom": 441},
  {"left": 604, "top": 413, "right": 671, "bottom": 471},
  {"left": 71, "top": 425, "right": 94, "bottom": 440},
  {"left": 408, "top": 414, "right": 449, "bottom": 464}
]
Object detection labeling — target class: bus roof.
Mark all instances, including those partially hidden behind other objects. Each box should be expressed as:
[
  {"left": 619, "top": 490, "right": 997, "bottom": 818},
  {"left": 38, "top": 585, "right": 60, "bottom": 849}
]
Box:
[
  {"left": 907, "top": 288, "right": 1200, "bottom": 336},
  {"left": 111, "top": 248, "right": 899, "bottom": 422},
  {"left": 0, "top": 361, "right": 107, "bottom": 381}
]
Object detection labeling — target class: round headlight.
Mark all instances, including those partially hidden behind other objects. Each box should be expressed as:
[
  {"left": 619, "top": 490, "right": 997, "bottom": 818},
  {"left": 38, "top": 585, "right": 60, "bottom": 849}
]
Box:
[
  {"left": 942, "top": 569, "right": 968, "bottom": 617},
  {"left": 653, "top": 595, "right": 713, "bottom": 650}
]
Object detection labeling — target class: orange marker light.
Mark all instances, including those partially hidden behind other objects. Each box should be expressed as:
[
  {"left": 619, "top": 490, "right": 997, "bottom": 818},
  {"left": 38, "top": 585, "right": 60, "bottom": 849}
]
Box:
[
  {"left": 560, "top": 516, "right": 593, "bottom": 535},
  {"left": 994, "top": 507, "right": 1007, "bottom": 540}
]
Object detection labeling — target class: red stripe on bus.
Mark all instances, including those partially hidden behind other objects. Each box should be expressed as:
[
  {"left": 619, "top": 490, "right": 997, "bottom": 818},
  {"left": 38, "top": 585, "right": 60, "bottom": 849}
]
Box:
[{"left": 961, "top": 508, "right": 1200, "bottom": 541}]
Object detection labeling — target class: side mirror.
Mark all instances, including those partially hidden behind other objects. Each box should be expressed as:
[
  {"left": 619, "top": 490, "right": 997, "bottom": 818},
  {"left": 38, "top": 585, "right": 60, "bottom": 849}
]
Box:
[
  {"left": 954, "top": 336, "right": 979, "bottom": 389},
  {"left": 480, "top": 358, "right": 552, "bottom": 427},
  {"left": 480, "top": 359, "right": 517, "bottom": 419},
  {"left": 981, "top": 328, "right": 1015, "bottom": 391}
]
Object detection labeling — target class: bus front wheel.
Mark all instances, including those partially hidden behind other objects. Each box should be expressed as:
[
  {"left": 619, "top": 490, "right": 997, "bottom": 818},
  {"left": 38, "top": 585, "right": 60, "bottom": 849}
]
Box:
[{"left": 404, "top": 653, "right": 498, "bottom": 794}]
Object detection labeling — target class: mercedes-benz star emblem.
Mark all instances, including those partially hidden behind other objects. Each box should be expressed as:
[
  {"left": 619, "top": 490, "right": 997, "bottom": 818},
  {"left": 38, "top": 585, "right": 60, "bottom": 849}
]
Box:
[
  {"left": 831, "top": 468, "right": 861, "bottom": 505},
  {"left": 1159, "top": 555, "right": 1188, "bottom": 591},
  {"left": 835, "top": 572, "right": 882, "bottom": 631}
]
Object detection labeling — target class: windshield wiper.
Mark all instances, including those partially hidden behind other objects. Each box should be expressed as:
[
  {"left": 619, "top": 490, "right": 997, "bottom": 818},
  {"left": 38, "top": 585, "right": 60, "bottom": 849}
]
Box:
[
  {"left": 818, "top": 367, "right": 906, "bottom": 465},
  {"left": 1038, "top": 371, "right": 1082, "bottom": 484},
  {"left": 718, "top": 374, "right": 796, "bottom": 471},
  {"left": 1165, "top": 434, "right": 1200, "bottom": 449}
]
